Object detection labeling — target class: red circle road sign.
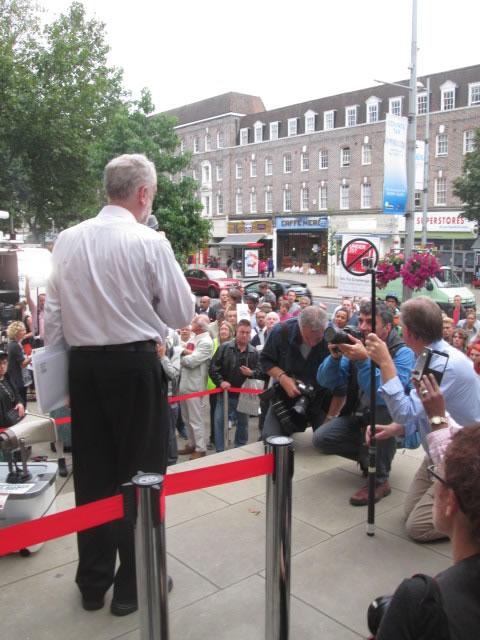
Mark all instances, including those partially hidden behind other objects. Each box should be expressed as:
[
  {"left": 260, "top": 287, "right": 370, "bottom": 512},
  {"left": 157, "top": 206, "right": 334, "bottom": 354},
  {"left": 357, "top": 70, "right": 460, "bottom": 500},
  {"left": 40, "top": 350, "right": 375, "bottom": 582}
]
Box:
[{"left": 340, "top": 238, "right": 379, "bottom": 276}]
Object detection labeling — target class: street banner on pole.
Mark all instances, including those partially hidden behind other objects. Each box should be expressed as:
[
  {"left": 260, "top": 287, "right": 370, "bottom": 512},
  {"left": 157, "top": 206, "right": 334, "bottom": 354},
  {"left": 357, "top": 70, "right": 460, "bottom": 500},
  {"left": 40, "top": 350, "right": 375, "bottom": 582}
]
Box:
[
  {"left": 415, "top": 140, "right": 425, "bottom": 190},
  {"left": 383, "top": 114, "right": 408, "bottom": 214}
]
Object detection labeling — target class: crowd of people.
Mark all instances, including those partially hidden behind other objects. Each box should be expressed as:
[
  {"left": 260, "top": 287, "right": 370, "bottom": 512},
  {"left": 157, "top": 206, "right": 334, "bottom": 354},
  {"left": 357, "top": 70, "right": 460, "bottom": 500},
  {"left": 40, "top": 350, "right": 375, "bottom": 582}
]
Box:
[{"left": 3, "top": 153, "right": 478, "bottom": 633}]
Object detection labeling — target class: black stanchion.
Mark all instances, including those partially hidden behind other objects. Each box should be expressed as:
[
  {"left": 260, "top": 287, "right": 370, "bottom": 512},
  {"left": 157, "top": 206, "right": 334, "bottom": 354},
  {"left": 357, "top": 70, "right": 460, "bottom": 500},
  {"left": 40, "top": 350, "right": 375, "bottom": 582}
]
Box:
[{"left": 265, "top": 436, "right": 294, "bottom": 640}]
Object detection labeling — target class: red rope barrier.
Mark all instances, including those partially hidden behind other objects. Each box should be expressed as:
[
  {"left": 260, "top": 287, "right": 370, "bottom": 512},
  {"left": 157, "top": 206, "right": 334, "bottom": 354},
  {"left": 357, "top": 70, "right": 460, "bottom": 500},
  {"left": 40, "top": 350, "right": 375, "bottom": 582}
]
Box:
[{"left": 0, "top": 453, "right": 273, "bottom": 556}]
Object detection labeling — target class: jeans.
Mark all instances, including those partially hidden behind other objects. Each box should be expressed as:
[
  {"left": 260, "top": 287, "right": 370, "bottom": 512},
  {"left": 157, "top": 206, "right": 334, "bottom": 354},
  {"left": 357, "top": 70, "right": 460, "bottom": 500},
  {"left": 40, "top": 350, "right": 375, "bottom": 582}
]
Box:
[
  {"left": 214, "top": 392, "right": 249, "bottom": 452},
  {"left": 312, "top": 414, "right": 397, "bottom": 485}
]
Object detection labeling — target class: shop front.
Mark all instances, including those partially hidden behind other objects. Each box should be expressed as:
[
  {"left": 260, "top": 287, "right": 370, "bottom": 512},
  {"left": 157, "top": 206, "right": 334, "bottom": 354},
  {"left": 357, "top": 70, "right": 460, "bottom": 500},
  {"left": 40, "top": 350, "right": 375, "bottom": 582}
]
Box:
[
  {"left": 275, "top": 215, "right": 329, "bottom": 273},
  {"left": 216, "top": 219, "right": 273, "bottom": 266}
]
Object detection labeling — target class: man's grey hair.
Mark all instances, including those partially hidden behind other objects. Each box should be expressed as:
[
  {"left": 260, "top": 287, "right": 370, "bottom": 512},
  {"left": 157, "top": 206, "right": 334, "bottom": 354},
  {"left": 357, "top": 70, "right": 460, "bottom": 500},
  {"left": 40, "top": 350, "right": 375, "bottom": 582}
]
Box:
[
  {"left": 194, "top": 314, "right": 210, "bottom": 332},
  {"left": 104, "top": 154, "right": 157, "bottom": 201},
  {"left": 400, "top": 296, "right": 443, "bottom": 343},
  {"left": 298, "top": 306, "right": 328, "bottom": 332}
]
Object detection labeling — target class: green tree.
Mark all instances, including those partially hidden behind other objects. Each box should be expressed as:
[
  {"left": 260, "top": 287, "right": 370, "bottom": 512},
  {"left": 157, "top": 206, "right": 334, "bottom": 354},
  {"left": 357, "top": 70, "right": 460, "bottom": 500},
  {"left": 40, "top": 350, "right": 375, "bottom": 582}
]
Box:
[
  {"left": 93, "top": 89, "right": 211, "bottom": 261},
  {"left": 0, "top": 1, "right": 124, "bottom": 240},
  {"left": 453, "top": 129, "right": 480, "bottom": 224}
]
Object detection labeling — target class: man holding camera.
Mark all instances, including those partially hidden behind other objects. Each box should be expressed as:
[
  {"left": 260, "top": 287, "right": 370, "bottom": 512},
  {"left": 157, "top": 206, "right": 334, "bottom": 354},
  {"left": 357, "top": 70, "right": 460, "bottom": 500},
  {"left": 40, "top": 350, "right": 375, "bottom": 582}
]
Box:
[
  {"left": 313, "top": 301, "right": 415, "bottom": 505},
  {"left": 259, "top": 306, "right": 334, "bottom": 440},
  {"left": 366, "top": 296, "right": 480, "bottom": 541}
]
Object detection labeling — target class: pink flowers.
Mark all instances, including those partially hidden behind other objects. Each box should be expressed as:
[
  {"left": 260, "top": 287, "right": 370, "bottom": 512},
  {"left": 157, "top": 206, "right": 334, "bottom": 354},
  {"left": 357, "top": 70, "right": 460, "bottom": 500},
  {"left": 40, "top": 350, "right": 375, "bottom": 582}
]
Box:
[{"left": 376, "top": 249, "right": 441, "bottom": 291}]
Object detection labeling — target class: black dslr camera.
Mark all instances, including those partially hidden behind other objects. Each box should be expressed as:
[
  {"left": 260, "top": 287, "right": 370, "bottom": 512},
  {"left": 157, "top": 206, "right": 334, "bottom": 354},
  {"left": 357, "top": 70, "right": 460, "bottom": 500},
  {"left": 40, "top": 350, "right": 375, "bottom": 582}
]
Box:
[
  {"left": 324, "top": 325, "right": 363, "bottom": 349},
  {"left": 259, "top": 380, "right": 316, "bottom": 433}
]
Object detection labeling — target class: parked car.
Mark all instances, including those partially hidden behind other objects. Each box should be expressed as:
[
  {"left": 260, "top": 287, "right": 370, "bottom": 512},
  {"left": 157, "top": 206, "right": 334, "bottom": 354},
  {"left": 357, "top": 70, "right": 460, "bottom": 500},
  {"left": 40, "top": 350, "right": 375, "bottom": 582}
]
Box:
[
  {"left": 243, "top": 279, "right": 312, "bottom": 302},
  {"left": 185, "top": 268, "right": 240, "bottom": 298}
]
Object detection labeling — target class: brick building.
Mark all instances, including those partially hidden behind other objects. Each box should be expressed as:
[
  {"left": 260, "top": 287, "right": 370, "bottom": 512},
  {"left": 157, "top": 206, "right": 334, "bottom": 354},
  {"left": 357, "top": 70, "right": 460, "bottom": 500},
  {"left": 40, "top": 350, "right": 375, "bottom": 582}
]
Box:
[{"left": 163, "top": 64, "right": 480, "bottom": 278}]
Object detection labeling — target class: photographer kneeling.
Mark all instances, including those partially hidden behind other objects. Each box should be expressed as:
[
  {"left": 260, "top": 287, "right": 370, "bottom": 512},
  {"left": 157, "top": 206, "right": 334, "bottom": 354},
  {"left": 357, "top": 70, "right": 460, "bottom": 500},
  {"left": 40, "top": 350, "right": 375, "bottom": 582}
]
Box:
[
  {"left": 259, "top": 306, "right": 334, "bottom": 440},
  {"left": 313, "top": 302, "right": 415, "bottom": 505}
]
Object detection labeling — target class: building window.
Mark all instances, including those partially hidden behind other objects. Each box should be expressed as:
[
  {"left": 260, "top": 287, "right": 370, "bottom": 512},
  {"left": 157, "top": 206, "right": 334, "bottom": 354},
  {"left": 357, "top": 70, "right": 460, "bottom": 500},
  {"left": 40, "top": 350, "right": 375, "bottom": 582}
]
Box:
[
  {"left": 205, "top": 133, "right": 211, "bottom": 151},
  {"left": 250, "top": 158, "right": 257, "bottom": 177},
  {"left": 235, "top": 193, "right": 243, "bottom": 214},
  {"left": 345, "top": 106, "right": 357, "bottom": 127},
  {"left": 265, "top": 156, "right": 273, "bottom": 176},
  {"left": 469, "top": 82, "right": 480, "bottom": 106},
  {"left": 254, "top": 123, "right": 263, "bottom": 143},
  {"left": 366, "top": 98, "right": 380, "bottom": 123},
  {"left": 389, "top": 97, "right": 402, "bottom": 116},
  {"left": 202, "top": 195, "right": 211, "bottom": 216},
  {"left": 415, "top": 191, "right": 421, "bottom": 207},
  {"left": 216, "top": 193, "right": 223, "bottom": 215},
  {"left": 265, "top": 190, "right": 272, "bottom": 213},
  {"left": 362, "top": 144, "right": 372, "bottom": 165},
  {"left": 193, "top": 136, "right": 200, "bottom": 153},
  {"left": 202, "top": 163, "right": 211, "bottom": 183},
  {"left": 305, "top": 111, "right": 316, "bottom": 133},
  {"left": 300, "top": 187, "right": 309, "bottom": 211},
  {"left": 240, "top": 128, "right": 249, "bottom": 145},
  {"left": 319, "top": 149, "right": 328, "bottom": 169},
  {"left": 434, "top": 177, "right": 447, "bottom": 206},
  {"left": 283, "top": 154, "right": 292, "bottom": 173},
  {"left": 284, "top": 188, "right": 291, "bottom": 212},
  {"left": 216, "top": 163, "right": 223, "bottom": 181},
  {"left": 417, "top": 93, "right": 427, "bottom": 115},
  {"left": 301, "top": 151, "right": 309, "bottom": 171},
  {"left": 250, "top": 191, "right": 257, "bottom": 213},
  {"left": 341, "top": 147, "right": 350, "bottom": 167},
  {"left": 441, "top": 87, "right": 455, "bottom": 111},
  {"left": 270, "top": 122, "right": 279, "bottom": 140},
  {"left": 192, "top": 167, "right": 198, "bottom": 181},
  {"left": 340, "top": 184, "right": 349, "bottom": 209},
  {"left": 235, "top": 162, "right": 243, "bottom": 179},
  {"left": 324, "top": 110, "right": 335, "bottom": 130},
  {"left": 180, "top": 139, "right": 186, "bottom": 153},
  {"left": 361, "top": 183, "right": 371, "bottom": 209},
  {"left": 288, "top": 118, "right": 297, "bottom": 136},
  {"left": 319, "top": 186, "right": 328, "bottom": 210},
  {"left": 217, "top": 131, "right": 224, "bottom": 148},
  {"left": 464, "top": 130, "right": 475, "bottom": 154},
  {"left": 436, "top": 133, "right": 448, "bottom": 157}
]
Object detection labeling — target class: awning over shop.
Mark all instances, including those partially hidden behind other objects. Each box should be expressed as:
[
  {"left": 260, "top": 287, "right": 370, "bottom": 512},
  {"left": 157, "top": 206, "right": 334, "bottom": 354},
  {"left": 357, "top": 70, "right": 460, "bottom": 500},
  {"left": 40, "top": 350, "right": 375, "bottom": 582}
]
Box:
[{"left": 217, "top": 233, "right": 266, "bottom": 246}]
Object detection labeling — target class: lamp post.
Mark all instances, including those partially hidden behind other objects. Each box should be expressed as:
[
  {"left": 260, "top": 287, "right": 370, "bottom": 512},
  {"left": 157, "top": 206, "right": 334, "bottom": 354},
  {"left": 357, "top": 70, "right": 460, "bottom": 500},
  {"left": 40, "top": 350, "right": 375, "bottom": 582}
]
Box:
[{"left": 421, "top": 77, "right": 430, "bottom": 247}]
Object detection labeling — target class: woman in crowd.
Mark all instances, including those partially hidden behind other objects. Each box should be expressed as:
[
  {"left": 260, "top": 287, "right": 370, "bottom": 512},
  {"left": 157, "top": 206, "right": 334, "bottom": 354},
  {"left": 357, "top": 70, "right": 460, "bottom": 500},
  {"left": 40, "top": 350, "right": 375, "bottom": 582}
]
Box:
[
  {"left": 7, "top": 321, "right": 32, "bottom": 406},
  {"left": 278, "top": 299, "right": 292, "bottom": 322},
  {"left": 298, "top": 296, "right": 311, "bottom": 311},
  {"left": 462, "top": 311, "right": 478, "bottom": 346},
  {"left": 206, "top": 321, "right": 235, "bottom": 450},
  {"left": 466, "top": 342, "right": 480, "bottom": 375},
  {"left": 333, "top": 307, "right": 349, "bottom": 329},
  {"left": 452, "top": 327, "right": 468, "bottom": 353},
  {"left": 373, "top": 374, "right": 480, "bottom": 639}
]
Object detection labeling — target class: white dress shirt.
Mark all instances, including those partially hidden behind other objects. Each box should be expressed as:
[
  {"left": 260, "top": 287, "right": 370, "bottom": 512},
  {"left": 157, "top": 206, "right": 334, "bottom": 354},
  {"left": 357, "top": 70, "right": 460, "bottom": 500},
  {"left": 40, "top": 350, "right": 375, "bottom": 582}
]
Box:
[{"left": 45, "top": 206, "right": 195, "bottom": 346}]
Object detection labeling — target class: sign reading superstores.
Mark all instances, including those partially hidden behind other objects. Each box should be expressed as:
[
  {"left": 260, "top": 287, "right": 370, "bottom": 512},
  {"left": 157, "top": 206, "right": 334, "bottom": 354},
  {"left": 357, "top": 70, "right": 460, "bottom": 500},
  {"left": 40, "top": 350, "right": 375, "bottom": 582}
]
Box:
[{"left": 398, "top": 213, "right": 475, "bottom": 233}]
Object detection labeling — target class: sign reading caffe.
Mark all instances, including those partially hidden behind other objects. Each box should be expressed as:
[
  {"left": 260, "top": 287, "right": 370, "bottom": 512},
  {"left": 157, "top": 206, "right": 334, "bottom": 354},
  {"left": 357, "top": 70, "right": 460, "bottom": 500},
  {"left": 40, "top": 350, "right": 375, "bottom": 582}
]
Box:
[{"left": 276, "top": 216, "right": 328, "bottom": 230}]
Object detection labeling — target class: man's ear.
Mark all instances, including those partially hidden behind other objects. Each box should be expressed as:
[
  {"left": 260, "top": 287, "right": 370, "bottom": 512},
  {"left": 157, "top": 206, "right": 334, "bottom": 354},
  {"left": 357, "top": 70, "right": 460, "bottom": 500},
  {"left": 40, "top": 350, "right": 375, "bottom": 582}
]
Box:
[{"left": 445, "top": 487, "right": 461, "bottom": 518}]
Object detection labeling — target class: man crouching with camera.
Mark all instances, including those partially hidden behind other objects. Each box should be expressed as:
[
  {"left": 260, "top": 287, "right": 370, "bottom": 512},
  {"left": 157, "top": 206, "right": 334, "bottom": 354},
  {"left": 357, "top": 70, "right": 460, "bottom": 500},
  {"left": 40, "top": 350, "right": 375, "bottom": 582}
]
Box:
[
  {"left": 259, "top": 306, "right": 335, "bottom": 440},
  {"left": 313, "top": 301, "right": 416, "bottom": 505}
]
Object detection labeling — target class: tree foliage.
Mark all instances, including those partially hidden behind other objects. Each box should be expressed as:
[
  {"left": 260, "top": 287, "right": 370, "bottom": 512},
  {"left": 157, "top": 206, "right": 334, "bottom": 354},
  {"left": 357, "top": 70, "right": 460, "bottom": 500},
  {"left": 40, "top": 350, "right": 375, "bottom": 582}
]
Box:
[
  {"left": 0, "top": 1, "right": 209, "bottom": 258},
  {"left": 453, "top": 129, "right": 480, "bottom": 224}
]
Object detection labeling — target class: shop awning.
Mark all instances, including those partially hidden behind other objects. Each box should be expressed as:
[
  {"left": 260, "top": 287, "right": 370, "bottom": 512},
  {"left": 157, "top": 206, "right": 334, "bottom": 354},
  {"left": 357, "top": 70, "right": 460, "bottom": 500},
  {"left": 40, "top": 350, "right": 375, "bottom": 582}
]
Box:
[{"left": 217, "top": 233, "right": 266, "bottom": 246}]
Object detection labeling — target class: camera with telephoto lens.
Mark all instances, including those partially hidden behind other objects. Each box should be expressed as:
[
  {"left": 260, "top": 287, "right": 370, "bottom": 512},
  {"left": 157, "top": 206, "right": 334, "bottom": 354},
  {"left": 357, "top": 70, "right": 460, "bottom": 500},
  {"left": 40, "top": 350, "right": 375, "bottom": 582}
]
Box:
[
  {"left": 324, "top": 324, "right": 363, "bottom": 346},
  {"left": 292, "top": 382, "right": 316, "bottom": 416},
  {"left": 259, "top": 380, "right": 317, "bottom": 432}
]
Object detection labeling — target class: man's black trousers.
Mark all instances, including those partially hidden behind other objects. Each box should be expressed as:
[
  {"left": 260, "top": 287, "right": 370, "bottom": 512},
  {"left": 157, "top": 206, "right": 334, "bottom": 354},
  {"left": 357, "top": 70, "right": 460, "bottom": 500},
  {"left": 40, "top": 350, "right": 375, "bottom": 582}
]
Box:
[{"left": 69, "top": 349, "right": 169, "bottom": 603}]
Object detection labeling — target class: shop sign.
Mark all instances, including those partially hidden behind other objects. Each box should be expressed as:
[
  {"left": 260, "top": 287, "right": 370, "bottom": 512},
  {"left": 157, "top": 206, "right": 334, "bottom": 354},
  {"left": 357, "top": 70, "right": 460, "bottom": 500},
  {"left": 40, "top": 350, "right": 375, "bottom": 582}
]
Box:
[
  {"left": 228, "top": 219, "right": 272, "bottom": 234},
  {"left": 275, "top": 216, "right": 328, "bottom": 230},
  {"left": 397, "top": 213, "right": 475, "bottom": 233}
]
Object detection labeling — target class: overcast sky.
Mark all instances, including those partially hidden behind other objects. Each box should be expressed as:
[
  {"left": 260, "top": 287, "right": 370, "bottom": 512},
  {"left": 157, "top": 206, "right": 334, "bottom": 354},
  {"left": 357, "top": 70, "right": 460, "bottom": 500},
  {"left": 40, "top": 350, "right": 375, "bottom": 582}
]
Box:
[{"left": 41, "top": 0, "right": 480, "bottom": 114}]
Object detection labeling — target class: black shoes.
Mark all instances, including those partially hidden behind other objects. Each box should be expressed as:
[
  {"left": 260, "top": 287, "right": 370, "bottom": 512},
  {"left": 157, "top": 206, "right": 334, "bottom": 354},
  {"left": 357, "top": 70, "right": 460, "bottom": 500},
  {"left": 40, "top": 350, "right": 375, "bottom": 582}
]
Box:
[
  {"left": 58, "top": 458, "right": 68, "bottom": 477},
  {"left": 110, "top": 576, "right": 174, "bottom": 617},
  {"left": 82, "top": 595, "right": 105, "bottom": 611}
]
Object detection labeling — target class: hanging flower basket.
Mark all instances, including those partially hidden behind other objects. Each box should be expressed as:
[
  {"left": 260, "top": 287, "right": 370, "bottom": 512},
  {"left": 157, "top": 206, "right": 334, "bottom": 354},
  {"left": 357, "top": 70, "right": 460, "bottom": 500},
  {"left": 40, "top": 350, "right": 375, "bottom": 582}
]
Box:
[
  {"left": 376, "top": 249, "right": 441, "bottom": 291},
  {"left": 400, "top": 251, "right": 441, "bottom": 291}
]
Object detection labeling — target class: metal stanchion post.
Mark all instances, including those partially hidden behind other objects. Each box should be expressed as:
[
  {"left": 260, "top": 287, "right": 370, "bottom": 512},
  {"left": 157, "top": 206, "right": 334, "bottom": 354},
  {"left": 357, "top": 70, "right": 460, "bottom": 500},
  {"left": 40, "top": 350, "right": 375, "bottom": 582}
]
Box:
[
  {"left": 223, "top": 388, "right": 230, "bottom": 450},
  {"left": 265, "top": 436, "right": 294, "bottom": 640},
  {"left": 126, "top": 473, "right": 169, "bottom": 640},
  {"left": 367, "top": 268, "right": 377, "bottom": 537}
]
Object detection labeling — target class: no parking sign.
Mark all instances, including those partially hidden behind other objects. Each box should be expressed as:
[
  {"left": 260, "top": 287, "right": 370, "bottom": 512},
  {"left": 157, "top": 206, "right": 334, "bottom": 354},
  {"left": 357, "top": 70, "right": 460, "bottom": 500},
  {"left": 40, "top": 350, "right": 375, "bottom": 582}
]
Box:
[{"left": 338, "top": 235, "right": 380, "bottom": 296}]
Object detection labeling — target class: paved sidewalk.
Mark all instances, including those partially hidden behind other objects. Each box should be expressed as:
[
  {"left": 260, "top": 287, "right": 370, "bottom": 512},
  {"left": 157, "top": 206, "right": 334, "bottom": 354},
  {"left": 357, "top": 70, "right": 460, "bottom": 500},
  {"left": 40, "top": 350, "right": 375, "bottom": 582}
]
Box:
[{"left": 0, "top": 425, "right": 451, "bottom": 639}]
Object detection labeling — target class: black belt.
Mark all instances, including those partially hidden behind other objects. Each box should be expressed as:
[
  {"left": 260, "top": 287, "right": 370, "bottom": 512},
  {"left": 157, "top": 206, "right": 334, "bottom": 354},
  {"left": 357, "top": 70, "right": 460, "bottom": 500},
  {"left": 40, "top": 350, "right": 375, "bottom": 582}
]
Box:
[{"left": 71, "top": 340, "right": 156, "bottom": 352}]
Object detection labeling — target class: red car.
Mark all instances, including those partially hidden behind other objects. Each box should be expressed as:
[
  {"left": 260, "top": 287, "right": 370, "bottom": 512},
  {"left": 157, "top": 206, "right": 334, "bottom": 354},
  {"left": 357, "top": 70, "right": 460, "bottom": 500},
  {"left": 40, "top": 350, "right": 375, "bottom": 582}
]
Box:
[{"left": 184, "top": 268, "right": 240, "bottom": 298}]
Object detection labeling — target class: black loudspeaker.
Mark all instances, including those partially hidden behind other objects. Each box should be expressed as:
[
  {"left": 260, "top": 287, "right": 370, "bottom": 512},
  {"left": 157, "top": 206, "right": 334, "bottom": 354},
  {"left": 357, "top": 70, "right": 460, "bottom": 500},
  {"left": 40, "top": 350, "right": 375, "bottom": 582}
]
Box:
[{"left": 0, "top": 252, "right": 19, "bottom": 305}]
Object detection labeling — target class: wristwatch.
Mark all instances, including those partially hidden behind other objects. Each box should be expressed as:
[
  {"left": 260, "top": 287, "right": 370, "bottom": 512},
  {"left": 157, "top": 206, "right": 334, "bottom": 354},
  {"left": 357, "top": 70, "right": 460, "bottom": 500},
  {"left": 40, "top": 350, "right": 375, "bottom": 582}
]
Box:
[{"left": 429, "top": 416, "right": 448, "bottom": 426}]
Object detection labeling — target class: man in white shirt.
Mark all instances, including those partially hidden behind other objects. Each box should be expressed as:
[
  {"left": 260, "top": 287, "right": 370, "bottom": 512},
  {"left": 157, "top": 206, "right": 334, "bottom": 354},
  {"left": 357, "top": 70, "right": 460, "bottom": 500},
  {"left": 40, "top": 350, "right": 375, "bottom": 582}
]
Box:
[{"left": 45, "top": 154, "right": 194, "bottom": 617}]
